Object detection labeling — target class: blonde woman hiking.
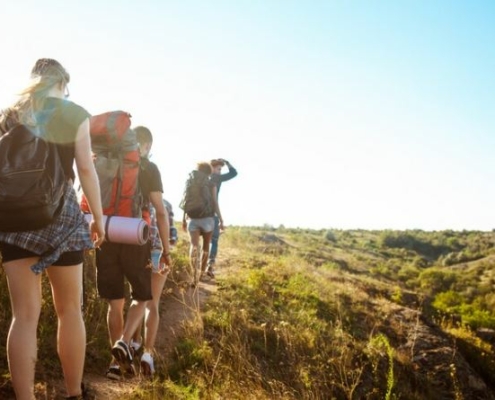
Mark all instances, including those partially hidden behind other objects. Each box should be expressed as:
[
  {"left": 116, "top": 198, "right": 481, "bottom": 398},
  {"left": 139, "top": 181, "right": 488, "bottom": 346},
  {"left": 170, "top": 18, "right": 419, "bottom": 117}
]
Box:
[{"left": 0, "top": 58, "right": 105, "bottom": 400}]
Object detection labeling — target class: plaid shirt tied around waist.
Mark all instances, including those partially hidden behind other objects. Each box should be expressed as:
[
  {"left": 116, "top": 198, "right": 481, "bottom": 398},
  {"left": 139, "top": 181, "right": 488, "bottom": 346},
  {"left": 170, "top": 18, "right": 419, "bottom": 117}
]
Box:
[{"left": 0, "top": 182, "right": 93, "bottom": 274}]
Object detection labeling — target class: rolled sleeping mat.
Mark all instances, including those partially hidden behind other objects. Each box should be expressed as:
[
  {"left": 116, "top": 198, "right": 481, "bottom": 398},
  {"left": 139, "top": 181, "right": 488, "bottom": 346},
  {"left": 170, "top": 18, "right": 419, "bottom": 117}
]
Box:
[{"left": 84, "top": 214, "right": 149, "bottom": 245}]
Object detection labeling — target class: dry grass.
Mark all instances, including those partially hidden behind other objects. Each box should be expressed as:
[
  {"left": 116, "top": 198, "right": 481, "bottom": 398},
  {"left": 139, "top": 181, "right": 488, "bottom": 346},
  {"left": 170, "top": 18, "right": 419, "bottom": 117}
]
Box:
[{"left": 0, "top": 227, "right": 495, "bottom": 399}]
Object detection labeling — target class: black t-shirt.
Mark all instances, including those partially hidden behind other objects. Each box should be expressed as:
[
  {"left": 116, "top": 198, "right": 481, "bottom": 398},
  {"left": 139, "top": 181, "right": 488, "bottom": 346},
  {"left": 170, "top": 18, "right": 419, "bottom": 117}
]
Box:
[{"left": 140, "top": 159, "right": 163, "bottom": 204}]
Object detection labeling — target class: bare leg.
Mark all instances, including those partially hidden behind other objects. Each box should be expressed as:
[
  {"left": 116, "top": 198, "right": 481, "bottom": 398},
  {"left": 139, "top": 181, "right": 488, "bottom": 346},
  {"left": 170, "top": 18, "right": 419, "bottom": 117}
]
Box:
[
  {"left": 201, "top": 231, "right": 213, "bottom": 273},
  {"left": 107, "top": 298, "right": 125, "bottom": 346},
  {"left": 122, "top": 300, "right": 147, "bottom": 344},
  {"left": 132, "top": 319, "right": 143, "bottom": 346},
  {"left": 188, "top": 230, "right": 201, "bottom": 283},
  {"left": 3, "top": 257, "right": 42, "bottom": 400},
  {"left": 143, "top": 272, "right": 167, "bottom": 351},
  {"left": 46, "top": 264, "right": 85, "bottom": 397}
]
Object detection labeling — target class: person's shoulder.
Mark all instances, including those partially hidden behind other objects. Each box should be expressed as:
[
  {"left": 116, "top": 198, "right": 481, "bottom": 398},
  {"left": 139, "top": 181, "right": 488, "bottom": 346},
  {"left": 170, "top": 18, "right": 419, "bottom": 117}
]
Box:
[
  {"left": 141, "top": 158, "right": 162, "bottom": 177},
  {"left": 208, "top": 177, "right": 218, "bottom": 187},
  {"left": 46, "top": 98, "right": 86, "bottom": 112},
  {"left": 50, "top": 99, "right": 90, "bottom": 125},
  {"left": 147, "top": 160, "right": 161, "bottom": 172},
  {"left": 210, "top": 173, "right": 220, "bottom": 183},
  {"left": 63, "top": 99, "right": 90, "bottom": 117}
]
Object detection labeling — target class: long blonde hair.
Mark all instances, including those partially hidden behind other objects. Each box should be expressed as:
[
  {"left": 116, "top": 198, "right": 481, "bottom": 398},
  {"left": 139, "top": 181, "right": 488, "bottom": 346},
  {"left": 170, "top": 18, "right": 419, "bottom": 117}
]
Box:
[{"left": 0, "top": 58, "right": 70, "bottom": 130}]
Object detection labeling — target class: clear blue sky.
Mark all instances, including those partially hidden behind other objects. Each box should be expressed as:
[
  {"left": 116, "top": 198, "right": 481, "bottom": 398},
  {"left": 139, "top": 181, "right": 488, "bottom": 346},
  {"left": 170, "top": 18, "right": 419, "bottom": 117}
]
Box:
[{"left": 1, "top": 0, "right": 494, "bottom": 230}]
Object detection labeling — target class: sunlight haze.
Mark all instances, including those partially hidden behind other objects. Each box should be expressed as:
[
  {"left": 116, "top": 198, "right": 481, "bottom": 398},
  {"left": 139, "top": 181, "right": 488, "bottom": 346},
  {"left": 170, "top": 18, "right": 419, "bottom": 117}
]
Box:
[{"left": 1, "top": 0, "right": 494, "bottom": 230}]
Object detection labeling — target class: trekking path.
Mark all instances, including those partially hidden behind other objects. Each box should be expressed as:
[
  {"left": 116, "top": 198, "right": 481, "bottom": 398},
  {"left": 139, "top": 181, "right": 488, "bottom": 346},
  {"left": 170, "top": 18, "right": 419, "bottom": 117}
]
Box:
[
  {"left": 36, "top": 264, "right": 221, "bottom": 399},
  {"left": 86, "top": 278, "right": 218, "bottom": 399}
]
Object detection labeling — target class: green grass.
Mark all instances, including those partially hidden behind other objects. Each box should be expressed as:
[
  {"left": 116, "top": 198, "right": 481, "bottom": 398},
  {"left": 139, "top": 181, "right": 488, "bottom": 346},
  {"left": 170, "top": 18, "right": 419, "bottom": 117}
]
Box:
[{"left": 1, "top": 227, "right": 495, "bottom": 398}]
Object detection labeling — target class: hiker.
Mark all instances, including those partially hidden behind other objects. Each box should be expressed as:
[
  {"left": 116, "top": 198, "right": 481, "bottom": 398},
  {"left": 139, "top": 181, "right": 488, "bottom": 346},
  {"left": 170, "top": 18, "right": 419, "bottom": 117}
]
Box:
[
  {"left": 180, "top": 162, "right": 223, "bottom": 285},
  {"left": 207, "top": 159, "right": 237, "bottom": 277},
  {"left": 0, "top": 58, "right": 105, "bottom": 400},
  {"left": 96, "top": 125, "right": 171, "bottom": 380},
  {"left": 164, "top": 199, "right": 179, "bottom": 247},
  {"left": 125, "top": 128, "right": 175, "bottom": 377},
  {"left": 130, "top": 198, "right": 177, "bottom": 374}
]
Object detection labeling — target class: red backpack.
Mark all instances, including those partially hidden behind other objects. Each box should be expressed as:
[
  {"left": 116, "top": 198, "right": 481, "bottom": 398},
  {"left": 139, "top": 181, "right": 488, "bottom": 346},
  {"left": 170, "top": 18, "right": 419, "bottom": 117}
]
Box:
[{"left": 80, "top": 111, "right": 143, "bottom": 218}]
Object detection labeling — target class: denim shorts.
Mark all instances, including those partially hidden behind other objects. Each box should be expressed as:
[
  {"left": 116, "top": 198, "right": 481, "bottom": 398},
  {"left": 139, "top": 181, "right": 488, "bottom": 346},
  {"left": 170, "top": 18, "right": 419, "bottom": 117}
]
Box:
[{"left": 187, "top": 217, "right": 214, "bottom": 233}]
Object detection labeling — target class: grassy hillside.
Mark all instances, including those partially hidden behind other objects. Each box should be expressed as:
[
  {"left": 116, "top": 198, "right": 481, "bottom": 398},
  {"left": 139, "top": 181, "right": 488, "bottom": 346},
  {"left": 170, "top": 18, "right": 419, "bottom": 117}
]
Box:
[{"left": 1, "top": 227, "right": 495, "bottom": 399}]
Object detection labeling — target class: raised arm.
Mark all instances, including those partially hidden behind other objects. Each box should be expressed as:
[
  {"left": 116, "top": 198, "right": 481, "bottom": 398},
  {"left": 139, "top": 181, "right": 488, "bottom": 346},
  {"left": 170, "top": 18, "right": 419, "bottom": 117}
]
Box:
[{"left": 218, "top": 159, "right": 238, "bottom": 182}]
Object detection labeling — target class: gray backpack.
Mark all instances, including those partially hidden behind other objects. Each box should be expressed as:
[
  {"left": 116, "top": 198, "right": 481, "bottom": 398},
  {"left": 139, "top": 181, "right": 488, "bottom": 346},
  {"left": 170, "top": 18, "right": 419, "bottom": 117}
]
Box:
[{"left": 179, "top": 170, "right": 214, "bottom": 219}]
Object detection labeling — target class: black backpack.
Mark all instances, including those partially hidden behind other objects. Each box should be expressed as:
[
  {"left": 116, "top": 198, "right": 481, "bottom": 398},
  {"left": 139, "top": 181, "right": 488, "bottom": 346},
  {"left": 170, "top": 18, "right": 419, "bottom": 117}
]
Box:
[
  {"left": 0, "top": 124, "right": 66, "bottom": 232},
  {"left": 179, "top": 170, "right": 214, "bottom": 219}
]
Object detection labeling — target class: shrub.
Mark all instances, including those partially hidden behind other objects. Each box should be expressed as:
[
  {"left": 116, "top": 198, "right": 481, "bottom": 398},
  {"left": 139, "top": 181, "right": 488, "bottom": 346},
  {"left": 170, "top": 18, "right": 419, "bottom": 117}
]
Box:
[
  {"left": 418, "top": 268, "right": 457, "bottom": 294},
  {"left": 432, "top": 290, "right": 464, "bottom": 314},
  {"left": 323, "top": 229, "right": 336, "bottom": 242}
]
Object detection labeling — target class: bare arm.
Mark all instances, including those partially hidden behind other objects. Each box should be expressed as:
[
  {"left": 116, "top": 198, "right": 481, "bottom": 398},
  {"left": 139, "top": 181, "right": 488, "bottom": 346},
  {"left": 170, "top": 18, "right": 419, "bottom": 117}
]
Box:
[
  {"left": 74, "top": 118, "right": 105, "bottom": 246},
  {"left": 149, "top": 191, "right": 171, "bottom": 266},
  {"left": 182, "top": 211, "right": 187, "bottom": 232}
]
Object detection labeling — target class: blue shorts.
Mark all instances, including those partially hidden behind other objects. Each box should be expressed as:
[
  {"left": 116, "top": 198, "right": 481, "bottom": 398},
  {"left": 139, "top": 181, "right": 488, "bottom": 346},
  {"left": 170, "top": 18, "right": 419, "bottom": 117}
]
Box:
[{"left": 187, "top": 217, "right": 214, "bottom": 233}]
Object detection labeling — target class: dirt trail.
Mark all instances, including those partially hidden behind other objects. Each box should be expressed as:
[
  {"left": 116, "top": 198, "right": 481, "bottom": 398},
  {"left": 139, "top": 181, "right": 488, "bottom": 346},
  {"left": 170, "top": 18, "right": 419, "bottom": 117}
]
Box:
[
  {"left": 35, "top": 266, "right": 220, "bottom": 399},
  {"left": 88, "top": 278, "right": 217, "bottom": 399}
]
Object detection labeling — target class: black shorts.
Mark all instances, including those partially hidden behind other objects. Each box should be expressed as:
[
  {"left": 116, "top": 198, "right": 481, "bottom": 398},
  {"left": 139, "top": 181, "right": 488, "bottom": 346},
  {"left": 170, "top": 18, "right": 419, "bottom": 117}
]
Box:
[
  {"left": 95, "top": 241, "right": 152, "bottom": 301},
  {"left": 0, "top": 242, "right": 84, "bottom": 266}
]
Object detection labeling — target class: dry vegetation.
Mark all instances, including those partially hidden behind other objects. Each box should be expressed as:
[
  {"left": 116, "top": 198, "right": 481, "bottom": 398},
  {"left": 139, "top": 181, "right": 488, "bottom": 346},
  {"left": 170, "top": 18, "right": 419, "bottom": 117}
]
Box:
[{"left": 1, "top": 226, "right": 495, "bottom": 399}]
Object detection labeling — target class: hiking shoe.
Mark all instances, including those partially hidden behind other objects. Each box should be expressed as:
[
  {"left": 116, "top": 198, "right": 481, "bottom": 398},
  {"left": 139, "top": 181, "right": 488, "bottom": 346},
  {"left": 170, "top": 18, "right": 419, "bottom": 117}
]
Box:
[
  {"left": 130, "top": 339, "right": 142, "bottom": 358},
  {"left": 112, "top": 339, "right": 133, "bottom": 363},
  {"left": 111, "top": 340, "right": 135, "bottom": 376},
  {"left": 206, "top": 267, "right": 215, "bottom": 278},
  {"left": 106, "top": 365, "right": 122, "bottom": 381},
  {"left": 140, "top": 352, "right": 155, "bottom": 378}
]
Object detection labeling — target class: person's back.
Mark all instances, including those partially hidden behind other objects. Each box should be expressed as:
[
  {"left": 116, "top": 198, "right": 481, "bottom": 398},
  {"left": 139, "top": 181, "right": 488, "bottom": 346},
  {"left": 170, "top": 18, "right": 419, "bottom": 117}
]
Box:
[
  {"left": 0, "top": 58, "right": 104, "bottom": 399},
  {"left": 180, "top": 169, "right": 215, "bottom": 219},
  {"left": 98, "top": 125, "right": 172, "bottom": 380},
  {"left": 181, "top": 162, "right": 223, "bottom": 285}
]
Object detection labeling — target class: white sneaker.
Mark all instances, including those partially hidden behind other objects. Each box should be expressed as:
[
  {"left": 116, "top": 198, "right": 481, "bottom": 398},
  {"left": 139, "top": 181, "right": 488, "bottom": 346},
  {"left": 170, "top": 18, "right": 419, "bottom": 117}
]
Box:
[
  {"left": 130, "top": 339, "right": 141, "bottom": 356},
  {"left": 140, "top": 352, "right": 155, "bottom": 377}
]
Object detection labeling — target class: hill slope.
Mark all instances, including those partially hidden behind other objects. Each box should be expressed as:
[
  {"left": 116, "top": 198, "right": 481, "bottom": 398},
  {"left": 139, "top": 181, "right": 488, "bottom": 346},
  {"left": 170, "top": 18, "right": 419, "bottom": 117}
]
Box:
[{"left": 0, "top": 227, "right": 494, "bottom": 399}]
